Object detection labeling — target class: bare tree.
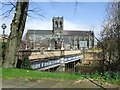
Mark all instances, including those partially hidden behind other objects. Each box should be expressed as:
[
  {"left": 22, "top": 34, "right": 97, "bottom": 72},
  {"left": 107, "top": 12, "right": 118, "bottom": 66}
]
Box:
[
  {"left": 100, "top": 1, "right": 120, "bottom": 71},
  {"left": 2, "top": 0, "right": 30, "bottom": 68},
  {"left": 1, "top": 0, "right": 46, "bottom": 68}
]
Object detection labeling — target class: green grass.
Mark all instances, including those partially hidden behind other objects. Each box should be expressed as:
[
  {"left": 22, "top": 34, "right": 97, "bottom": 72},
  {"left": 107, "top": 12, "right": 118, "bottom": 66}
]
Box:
[
  {"left": 88, "top": 48, "right": 102, "bottom": 50},
  {"left": 2, "top": 68, "right": 120, "bottom": 85},
  {"left": 2, "top": 68, "right": 84, "bottom": 80}
]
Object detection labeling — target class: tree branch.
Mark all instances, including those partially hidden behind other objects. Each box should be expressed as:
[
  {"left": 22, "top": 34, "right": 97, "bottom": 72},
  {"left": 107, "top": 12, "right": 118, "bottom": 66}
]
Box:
[
  {"left": 0, "top": 6, "right": 15, "bottom": 19},
  {"left": 73, "top": 0, "right": 78, "bottom": 16},
  {"left": 28, "top": 8, "right": 45, "bottom": 20}
]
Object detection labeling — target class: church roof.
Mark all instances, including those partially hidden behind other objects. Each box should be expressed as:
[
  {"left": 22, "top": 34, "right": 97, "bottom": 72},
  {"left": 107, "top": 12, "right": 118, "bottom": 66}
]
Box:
[
  {"left": 63, "top": 30, "right": 93, "bottom": 36},
  {"left": 27, "top": 30, "right": 93, "bottom": 36},
  {"left": 27, "top": 30, "right": 53, "bottom": 35}
]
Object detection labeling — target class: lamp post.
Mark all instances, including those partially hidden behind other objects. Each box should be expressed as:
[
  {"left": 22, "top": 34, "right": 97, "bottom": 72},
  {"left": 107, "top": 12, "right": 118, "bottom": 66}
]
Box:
[
  {"left": 1, "top": 23, "right": 7, "bottom": 42},
  {"left": 58, "top": 37, "right": 65, "bottom": 72},
  {"left": 56, "top": 33, "right": 65, "bottom": 72}
]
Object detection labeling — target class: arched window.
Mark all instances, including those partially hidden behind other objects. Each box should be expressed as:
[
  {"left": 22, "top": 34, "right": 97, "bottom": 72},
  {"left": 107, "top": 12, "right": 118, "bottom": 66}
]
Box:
[
  {"left": 60, "top": 21, "right": 63, "bottom": 28},
  {"left": 55, "top": 21, "right": 58, "bottom": 28}
]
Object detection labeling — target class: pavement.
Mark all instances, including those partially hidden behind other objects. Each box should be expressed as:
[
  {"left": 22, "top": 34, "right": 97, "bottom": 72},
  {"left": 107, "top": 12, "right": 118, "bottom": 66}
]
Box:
[{"left": 1, "top": 77, "right": 120, "bottom": 89}]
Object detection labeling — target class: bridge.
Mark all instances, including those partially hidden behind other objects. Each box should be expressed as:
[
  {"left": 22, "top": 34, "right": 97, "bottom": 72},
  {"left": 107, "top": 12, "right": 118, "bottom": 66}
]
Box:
[{"left": 19, "top": 50, "right": 83, "bottom": 71}]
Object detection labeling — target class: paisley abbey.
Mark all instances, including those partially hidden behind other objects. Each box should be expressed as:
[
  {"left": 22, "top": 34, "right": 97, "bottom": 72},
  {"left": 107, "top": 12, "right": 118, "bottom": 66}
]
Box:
[{"left": 26, "top": 17, "right": 94, "bottom": 50}]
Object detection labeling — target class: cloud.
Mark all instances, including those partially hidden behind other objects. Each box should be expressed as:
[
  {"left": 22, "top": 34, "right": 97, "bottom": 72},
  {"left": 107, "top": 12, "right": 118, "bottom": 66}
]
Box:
[
  {"left": 64, "top": 20, "right": 90, "bottom": 30},
  {"left": 25, "top": 19, "right": 52, "bottom": 30}
]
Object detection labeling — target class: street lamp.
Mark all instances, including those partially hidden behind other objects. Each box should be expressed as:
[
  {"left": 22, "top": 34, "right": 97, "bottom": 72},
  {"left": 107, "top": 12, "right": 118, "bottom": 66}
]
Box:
[
  {"left": 1, "top": 23, "right": 7, "bottom": 42},
  {"left": 58, "top": 34, "right": 65, "bottom": 72}
]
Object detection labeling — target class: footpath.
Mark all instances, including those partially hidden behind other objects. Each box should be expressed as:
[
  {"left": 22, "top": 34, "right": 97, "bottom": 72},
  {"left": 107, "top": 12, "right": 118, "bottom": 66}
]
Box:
[{"left": 1, "top": 77, "right": 120, "bottom": 89}]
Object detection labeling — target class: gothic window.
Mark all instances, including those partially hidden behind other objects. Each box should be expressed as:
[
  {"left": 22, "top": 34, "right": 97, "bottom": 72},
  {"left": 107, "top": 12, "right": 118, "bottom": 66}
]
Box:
[
  {"left": 60, "top": 21, "right": 63, "bottom": 28},
  {"left": 55, "top": 21, "right": 58, "bottom": 28}
]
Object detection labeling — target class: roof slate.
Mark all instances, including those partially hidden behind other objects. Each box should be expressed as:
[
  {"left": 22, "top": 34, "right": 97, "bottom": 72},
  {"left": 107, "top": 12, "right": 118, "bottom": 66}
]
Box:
[
  {"left": 63, "top": 30, "right": 92, "bottom": 36},
  {"left": 27, "top": 30, "right": 93, "bottom": 36},
  {"left": 27, "top": 30, "right": 53, "bottom": 35}
]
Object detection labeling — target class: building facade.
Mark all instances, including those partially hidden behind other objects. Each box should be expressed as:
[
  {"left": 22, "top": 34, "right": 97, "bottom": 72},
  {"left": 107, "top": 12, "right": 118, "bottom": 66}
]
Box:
[{"left": 26, "top": 17, "right": 94, "bottom": 50}]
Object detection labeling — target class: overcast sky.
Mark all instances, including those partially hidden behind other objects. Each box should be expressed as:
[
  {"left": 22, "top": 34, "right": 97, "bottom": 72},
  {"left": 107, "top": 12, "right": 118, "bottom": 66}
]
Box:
[{"left": 1, "top": 1, "right": 108, "bottom": 39}]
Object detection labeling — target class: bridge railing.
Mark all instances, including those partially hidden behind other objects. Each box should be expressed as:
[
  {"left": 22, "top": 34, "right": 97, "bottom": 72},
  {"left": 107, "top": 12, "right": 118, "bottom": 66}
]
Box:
[
  {"left": 19, "top": 50, "right": 81, "bottom": 60},
  {"left": 31, "top": 55, "right": 82, "bottom": 70}
]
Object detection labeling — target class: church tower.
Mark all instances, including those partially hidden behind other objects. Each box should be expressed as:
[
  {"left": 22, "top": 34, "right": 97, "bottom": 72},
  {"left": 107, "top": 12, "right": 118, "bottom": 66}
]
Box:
[{"left": 52, "top": 16, "right": 64, "bottom": 35}]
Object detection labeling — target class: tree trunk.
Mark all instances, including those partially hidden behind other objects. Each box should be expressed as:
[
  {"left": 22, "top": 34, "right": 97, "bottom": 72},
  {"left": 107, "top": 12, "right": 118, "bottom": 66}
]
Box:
[{"left": 3, "top": 0, "right": 29, "bottom": 68}]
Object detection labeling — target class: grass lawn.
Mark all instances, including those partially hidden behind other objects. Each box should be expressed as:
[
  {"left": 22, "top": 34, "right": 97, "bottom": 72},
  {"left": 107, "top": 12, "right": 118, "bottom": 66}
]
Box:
[
  {"left": 1, "top": 68, "right": 120, "bottom": 85},
  {"left": 2, "top": 68, "right": 84, "bottom": 80}
]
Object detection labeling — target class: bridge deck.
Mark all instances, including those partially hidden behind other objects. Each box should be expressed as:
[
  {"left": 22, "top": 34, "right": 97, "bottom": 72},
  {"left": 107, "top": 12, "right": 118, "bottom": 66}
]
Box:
[{"left": 28, "top": 50, "right": 81, "bottom": 60}]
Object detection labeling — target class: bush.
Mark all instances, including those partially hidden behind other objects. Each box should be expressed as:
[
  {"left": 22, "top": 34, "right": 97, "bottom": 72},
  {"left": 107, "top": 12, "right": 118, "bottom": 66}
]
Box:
[
  {"left": 91, "top": 71, "right": 102, "bottom": 79},
  {"left": 21, "top": 57, "right": 31, "bottom": 69},
  {"left": 76, "top": 71, "right": 120, "bottom": 85},
  {"left": 113, "top": 72, "right": 120, "bottom": 80},
  {"left": 75, "top": 71, "right": 82, "bottom": 75}
]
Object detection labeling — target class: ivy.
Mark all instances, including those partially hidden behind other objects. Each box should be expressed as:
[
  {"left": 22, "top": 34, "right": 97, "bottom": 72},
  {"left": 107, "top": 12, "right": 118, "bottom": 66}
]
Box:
[{"left": 21, "top": 57, "right": 30, "bottom": 69}]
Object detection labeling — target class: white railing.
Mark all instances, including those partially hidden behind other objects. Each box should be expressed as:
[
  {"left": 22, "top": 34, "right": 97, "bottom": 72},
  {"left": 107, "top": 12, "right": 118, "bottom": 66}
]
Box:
[{"left": 31, "top": 55, "right": 82, "bottom": 70}]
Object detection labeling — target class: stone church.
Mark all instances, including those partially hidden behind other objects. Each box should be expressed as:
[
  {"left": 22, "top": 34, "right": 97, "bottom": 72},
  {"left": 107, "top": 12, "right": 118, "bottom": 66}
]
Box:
[{"left": 26, "top": 17, "right": 94, "bottom": 50}]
